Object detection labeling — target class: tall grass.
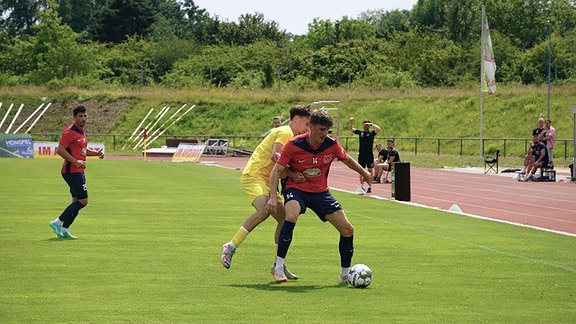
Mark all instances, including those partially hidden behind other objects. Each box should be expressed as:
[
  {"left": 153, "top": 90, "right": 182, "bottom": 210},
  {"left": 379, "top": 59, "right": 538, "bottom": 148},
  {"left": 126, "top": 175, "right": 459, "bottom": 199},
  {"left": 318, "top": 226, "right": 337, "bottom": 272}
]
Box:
[{"left": 1, "top": 85, "right": 575, "bottom": 161}]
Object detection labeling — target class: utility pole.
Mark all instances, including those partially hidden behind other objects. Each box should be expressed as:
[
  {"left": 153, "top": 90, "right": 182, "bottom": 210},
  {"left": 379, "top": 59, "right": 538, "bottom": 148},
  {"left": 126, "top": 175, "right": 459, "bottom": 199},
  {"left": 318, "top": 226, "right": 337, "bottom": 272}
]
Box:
[{"left": 546, "top": 21, "right": 551, "bottom": 120}]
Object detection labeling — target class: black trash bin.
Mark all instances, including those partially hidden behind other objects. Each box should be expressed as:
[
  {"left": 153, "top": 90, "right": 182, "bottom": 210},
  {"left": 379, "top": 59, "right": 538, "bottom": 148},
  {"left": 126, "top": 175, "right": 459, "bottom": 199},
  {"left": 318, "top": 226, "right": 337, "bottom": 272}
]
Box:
[{"left": 391, "top": 162, "right": 410, "bottom": 201}]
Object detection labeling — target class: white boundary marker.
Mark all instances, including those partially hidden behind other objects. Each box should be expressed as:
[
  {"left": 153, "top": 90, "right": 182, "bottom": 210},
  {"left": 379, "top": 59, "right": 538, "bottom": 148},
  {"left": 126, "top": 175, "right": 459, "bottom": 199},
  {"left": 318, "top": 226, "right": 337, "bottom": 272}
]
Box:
[
  {"left": 0, "top": 103, "right": 14, "bottom": 132},
  {"left": 130, "top": 106, "right": 168, "bottom": 148},
  {"left": 147, "top": 105, "right": 196, "bottom": 147},
  {"left": 141, "top": 104, "right": 187, "bottom": 148},
  {"left": 133, "top": 106, "right": 171, "bottom": 150},
  {"left": 5, "top": 104, "right": 23, "bottom": 134},
  {"left": 13, "top": 103, "right": 44, "bottom": 134},
  {"left": 121, "top": 107, "right": 154, "bottom": 150},
  {"left": 25, "top": 102, "right": 51, "bottom": 134}
]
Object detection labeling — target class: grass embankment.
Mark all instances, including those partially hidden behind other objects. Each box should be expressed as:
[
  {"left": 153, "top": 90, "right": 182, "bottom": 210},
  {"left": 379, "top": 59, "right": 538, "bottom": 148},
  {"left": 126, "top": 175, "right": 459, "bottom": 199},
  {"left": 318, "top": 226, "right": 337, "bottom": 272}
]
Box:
[{"left": 1, "top": 85, "right": 574, "bottom": 168}]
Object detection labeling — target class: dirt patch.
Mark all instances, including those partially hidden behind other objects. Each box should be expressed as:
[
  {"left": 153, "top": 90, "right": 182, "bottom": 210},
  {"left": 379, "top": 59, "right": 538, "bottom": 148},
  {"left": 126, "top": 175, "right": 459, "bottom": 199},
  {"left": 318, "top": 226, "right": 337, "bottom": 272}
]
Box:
[{"left": 6, "top": 98, "right": 135, "bottom": 134}]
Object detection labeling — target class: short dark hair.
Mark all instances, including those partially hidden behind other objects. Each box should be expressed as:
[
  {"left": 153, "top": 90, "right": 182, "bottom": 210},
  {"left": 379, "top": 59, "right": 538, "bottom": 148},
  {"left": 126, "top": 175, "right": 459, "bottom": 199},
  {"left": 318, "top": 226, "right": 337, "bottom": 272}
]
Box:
[
  {"left": 289, "top": 104, "right": 312, "bottom": 120},
  {"left": 387, "top": 138, "right": 394, "bottom": 143},
  {"left": 73, "top": 105, "right": 86, "bottom": 116},
  {"left": 310, "top": 108, "right": 333, "bottom": 127}
]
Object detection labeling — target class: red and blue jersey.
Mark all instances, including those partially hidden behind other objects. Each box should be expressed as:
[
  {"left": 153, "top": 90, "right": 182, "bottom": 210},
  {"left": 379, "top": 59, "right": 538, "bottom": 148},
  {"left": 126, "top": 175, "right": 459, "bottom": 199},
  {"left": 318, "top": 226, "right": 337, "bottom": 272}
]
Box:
[
  {"left": 277, "top": 133, "right": 349, "bottom": 193},
  {"left": 59, "top": 123, "right": 87, "bottom": 174}
]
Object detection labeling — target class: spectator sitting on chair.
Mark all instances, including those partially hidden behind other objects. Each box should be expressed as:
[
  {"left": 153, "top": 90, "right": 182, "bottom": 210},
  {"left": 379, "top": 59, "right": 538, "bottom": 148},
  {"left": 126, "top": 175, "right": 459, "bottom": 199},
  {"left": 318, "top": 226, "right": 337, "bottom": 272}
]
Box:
[
  {"left": 524, "top": 134, "right": 549, "bottom": 182},
  {"left": 519, "top": 117, "right": 546, "bottom": 174},
  {"left": 374, "top": 138, "right": 400, "bottom": 183}
]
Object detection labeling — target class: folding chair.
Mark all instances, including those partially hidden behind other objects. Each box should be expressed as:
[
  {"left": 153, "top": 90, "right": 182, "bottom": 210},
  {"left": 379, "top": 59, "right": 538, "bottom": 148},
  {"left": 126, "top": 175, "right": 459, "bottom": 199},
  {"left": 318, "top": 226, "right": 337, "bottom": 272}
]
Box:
[{"left": 484, "top": 149, "right": 499, "bottom": 174}]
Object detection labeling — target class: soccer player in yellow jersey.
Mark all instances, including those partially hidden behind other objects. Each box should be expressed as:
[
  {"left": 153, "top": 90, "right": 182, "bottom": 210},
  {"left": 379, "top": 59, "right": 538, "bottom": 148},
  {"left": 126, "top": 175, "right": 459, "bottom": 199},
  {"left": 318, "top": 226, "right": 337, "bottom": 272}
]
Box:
[{"left": 221, "top": 105, "right": 311, "bottom": 279}]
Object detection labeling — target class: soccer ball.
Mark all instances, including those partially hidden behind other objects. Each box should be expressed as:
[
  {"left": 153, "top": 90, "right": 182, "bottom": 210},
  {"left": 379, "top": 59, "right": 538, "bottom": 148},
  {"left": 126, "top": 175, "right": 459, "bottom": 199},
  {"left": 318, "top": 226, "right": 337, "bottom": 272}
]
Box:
[{"left": 348, "top": 263, "right": 372, "bottom": 288}]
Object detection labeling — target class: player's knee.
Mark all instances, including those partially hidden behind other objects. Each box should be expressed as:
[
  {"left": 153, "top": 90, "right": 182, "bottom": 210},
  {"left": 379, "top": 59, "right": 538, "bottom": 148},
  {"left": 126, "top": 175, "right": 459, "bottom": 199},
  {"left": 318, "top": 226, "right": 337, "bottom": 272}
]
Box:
[
  {"left": 340, "top": 223, "right": 354, "bottom": 237},
  {"left": 254, "top": 208, "right": 270, "bottom": 221},
  {"left": 285, "top": 214, "right": 298, "bottom": 223}
]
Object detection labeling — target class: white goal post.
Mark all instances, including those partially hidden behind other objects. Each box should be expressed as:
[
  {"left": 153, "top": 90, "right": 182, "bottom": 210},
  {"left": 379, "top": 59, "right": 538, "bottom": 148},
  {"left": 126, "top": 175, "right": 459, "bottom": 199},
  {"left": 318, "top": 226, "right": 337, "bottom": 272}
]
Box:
[{"left": 312, "top": 100, "right": 341, "bottom": 140}]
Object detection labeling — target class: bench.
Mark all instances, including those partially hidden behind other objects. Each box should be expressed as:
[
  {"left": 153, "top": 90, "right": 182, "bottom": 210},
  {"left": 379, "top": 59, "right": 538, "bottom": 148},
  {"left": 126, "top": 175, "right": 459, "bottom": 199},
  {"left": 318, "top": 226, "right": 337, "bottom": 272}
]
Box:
[{"left": 166, "top": 138, "right": 200, "bottom": 147}]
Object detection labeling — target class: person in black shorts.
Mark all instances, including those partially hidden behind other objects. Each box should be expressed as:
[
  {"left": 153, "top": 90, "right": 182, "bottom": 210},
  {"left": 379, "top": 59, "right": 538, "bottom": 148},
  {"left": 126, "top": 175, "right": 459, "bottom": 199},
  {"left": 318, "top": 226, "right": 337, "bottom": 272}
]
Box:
[
  {"left": 520, "top": 117, "right": 546, "bottom": 174},
  {"left": 348, "top": 117, "right": 381, "bottom": 193},
  {"left": 523, "top": 134, "right": 548, "bottom": 181},
  {"left": 267, "top": 108, "right": 372, "bottom": 285},
  {"left": 49, "top": 106, "right": 104, "bottom": 239},
  {"left": 374, "top": 138, "right": 401, "bottom": 183}
]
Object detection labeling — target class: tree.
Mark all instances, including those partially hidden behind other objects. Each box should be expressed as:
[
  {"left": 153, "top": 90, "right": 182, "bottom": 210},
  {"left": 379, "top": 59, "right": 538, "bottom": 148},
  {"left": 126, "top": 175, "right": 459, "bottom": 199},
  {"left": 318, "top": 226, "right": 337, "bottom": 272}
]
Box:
[
  {"left": 1, "top": 0, "right": 96, "bottom": 84},
  {"left": 0, "top": 0, "right": 43, "bottom": 37},
  {"left": 360, "top": 9, "right": 412, "bottom": 40},
  {"left": 57, "top": 0, "right": 94, "bottom": 35},
  {"left": 180, "top": 0, "right": 220, "bottom": 44},
  {"left": 412, "top": 0, "right": 447, "bottom": 32},
  {"left": 90, "top": 0, "right": 156, "bottom": 43},
  {"left": 306, "top": 18, "right": 337, "bottom": 50},
  {"left": 335, "top": 16, "right": 375, "bottom": 42}
]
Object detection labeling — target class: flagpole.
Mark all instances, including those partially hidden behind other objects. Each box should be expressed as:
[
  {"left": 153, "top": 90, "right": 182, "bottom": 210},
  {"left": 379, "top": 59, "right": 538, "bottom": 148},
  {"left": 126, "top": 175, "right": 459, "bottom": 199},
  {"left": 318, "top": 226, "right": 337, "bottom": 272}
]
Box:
[
  {"left": 143, "top": 128, "right": 148, "bottom": 161},
  {"left": 479, "top": 5, "right": 486, "bottom": 158}
]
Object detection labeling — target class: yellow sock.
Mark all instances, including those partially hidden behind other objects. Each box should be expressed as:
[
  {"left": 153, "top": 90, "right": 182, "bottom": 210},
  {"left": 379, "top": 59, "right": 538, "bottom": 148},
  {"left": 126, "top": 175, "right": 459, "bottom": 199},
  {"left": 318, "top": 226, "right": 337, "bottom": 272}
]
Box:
[{"left": 231, "top": 226, "right": 249, "bottom": 248}]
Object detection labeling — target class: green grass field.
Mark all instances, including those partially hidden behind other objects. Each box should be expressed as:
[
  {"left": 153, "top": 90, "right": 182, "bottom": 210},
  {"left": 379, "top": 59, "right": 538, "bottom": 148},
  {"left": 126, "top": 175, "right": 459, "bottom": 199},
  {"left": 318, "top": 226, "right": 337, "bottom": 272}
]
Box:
[{"left": 1, "top": 158, "right": 575, "bottom": 322}]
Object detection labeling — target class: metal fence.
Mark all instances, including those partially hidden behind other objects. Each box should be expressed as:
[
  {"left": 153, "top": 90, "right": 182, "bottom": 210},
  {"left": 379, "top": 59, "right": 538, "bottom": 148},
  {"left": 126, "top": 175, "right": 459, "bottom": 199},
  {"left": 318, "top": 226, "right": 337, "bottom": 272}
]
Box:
[{"left": 29, "top": 133, "right": 575, "bottom": 159}]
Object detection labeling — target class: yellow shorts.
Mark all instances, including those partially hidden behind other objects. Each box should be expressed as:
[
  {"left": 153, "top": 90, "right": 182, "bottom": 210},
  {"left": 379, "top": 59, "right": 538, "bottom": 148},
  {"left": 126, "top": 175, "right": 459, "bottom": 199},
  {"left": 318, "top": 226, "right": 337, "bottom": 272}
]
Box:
[{"left": 240, "top": 173, "right": 283, "bottom": 204}]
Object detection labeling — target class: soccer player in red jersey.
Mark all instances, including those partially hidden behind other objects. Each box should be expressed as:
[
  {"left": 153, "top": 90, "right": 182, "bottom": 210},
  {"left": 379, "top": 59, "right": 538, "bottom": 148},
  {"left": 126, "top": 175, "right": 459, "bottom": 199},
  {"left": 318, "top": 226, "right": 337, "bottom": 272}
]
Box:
[
  {"left": 267, "top": 108, "right": 372, "bottom": 284},
  {"left": 49, "top": 105, "right": 104, "bottom": 239}
]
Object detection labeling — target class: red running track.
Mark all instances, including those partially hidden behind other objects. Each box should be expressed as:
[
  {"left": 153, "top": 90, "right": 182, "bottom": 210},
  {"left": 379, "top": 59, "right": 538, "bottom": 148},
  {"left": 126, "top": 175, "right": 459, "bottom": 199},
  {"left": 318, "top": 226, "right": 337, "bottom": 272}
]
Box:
[{"left": 200, "top": 156, "right": 576, "bottom": 237}]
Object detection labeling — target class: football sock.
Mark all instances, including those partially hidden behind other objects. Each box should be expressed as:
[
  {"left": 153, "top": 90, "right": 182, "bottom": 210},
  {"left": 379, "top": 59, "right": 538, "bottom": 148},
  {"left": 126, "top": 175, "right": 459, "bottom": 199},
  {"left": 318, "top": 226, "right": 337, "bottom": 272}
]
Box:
[
  {"left": 60, "top": 201, "right": 85, "bottom": 228},
  {"left": 231, "top": 226, "right": 249, "bottom": 248},
  {"left": 276, "top": 256, "right": 285, "bottom": 270},
  {"left": 339, "top": 235, "right": 354, "bottom": 268},
  {"left": 52, "top": 218, "right": 63, "bottom": 225},
  {"left": 277, "top": 221, "right": 295, "bottom": 259},
  {"left": 61, "top": 227, "right": 69, "bottom": 233},
  {"left": 341, "top": 267, "right": 350, "bottom": 277}
]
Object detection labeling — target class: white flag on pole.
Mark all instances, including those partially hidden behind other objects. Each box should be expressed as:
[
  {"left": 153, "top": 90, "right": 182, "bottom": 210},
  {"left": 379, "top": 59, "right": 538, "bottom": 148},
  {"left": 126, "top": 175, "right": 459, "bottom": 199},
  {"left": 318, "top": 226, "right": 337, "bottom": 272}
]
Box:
[{"left": 482, "top": 8, "right": 496, "bottom": 94}]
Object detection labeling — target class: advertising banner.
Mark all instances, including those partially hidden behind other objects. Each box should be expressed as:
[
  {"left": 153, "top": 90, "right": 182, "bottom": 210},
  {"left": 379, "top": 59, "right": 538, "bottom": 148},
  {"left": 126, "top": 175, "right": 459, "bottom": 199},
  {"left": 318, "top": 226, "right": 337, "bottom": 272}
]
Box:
[
  {"left": 34, "top": 141, "right": 105, "bottom": 158},
  {"left": 0, "top": 134, "right": 34, "bottom": 158}
]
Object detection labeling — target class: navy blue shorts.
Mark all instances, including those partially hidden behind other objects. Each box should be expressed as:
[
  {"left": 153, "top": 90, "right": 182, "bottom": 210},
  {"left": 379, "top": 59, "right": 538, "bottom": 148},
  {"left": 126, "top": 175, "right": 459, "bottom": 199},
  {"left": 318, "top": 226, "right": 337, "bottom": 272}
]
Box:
[
  {"left": 62, "top": 173, "right": 88, "bottom": 199},
  {"left": 283, "top": 188, "right": 342, "bottom": 222}
]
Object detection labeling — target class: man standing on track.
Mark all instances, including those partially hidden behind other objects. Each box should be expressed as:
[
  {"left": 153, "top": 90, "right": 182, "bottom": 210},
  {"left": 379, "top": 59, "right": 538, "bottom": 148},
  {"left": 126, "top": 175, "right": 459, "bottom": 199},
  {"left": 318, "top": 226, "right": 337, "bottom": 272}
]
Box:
[{"left": 348, "top": 117, "right": 380, "bottom": 193}]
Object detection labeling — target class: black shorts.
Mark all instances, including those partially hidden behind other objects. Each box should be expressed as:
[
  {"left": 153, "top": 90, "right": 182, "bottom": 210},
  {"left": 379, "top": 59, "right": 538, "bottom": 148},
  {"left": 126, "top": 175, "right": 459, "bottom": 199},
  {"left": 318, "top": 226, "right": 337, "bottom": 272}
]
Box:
[
  {"left": 357, "top": 154, "right": 375, "bottom": 168},
  {"left": 62, "top": 173, "right": 88, "bottom": 199},
  {"left": 283, "top": 188, "right": 342, "bottom": 222}
]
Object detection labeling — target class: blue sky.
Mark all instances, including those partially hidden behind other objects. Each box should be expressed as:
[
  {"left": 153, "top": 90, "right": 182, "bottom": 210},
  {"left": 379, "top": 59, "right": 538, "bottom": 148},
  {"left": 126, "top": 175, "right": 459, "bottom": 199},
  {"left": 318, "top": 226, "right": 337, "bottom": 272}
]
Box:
[{"left": 193, "top": 0, "right": 418, "bottom": 35}]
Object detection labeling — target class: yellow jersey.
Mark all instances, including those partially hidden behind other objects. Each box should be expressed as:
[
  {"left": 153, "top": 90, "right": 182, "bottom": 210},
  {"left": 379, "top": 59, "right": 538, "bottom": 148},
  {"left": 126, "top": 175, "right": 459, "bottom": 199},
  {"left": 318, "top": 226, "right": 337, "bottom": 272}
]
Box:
[{"left": 242, "top": 125, "right": 294, "bottom": 179}]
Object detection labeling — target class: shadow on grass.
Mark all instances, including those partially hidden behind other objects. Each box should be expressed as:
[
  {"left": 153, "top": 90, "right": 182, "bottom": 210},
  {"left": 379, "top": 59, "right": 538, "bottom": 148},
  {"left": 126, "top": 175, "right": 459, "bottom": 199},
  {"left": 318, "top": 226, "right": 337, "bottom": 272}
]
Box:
[
  {"left": 226, "top": 283, "right": 352, "bottom": 292},
  {"left": 44, "top": 237, "right": 77, "bottom": 242}
]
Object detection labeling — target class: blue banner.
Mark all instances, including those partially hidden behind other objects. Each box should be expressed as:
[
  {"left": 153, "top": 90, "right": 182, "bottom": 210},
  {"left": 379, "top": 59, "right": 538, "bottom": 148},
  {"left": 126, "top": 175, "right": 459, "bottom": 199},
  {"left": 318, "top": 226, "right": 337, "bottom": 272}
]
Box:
[{"left": 0, "top": 134, "right": 34, "bottom": 158}]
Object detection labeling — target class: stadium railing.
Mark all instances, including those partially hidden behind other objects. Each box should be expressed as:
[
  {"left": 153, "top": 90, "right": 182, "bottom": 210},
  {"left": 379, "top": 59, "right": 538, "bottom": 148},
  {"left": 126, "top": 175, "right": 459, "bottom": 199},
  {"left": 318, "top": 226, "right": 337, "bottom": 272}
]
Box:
[{"left": 28, "top": 133, "right": 575, "bottom": 159}]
